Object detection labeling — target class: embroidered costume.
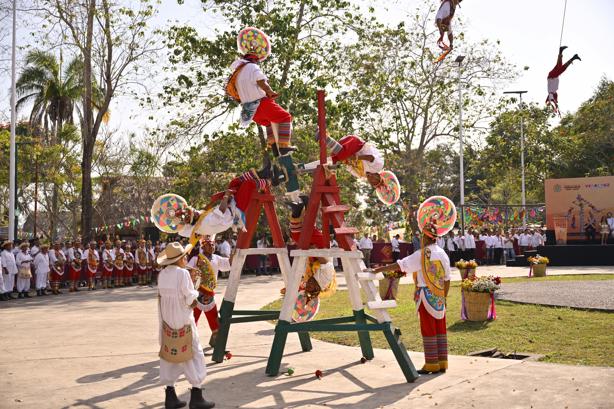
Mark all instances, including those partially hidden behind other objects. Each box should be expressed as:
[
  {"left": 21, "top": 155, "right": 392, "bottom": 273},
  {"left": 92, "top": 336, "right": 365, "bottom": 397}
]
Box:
[{"left": 546, "top": 46, "right": 581, "bottom": 114}]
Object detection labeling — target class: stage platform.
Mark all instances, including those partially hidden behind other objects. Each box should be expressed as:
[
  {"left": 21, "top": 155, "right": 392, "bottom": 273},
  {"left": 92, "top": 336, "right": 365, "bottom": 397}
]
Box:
[{"left": 522, "top": 244, "right": 614, "bottom": 267}]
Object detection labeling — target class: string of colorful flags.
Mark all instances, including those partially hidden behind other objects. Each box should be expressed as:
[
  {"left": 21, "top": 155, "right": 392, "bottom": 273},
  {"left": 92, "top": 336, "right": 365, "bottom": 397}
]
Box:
[{"left": 92, "top": 214, "right": 152, "bottom": 234}]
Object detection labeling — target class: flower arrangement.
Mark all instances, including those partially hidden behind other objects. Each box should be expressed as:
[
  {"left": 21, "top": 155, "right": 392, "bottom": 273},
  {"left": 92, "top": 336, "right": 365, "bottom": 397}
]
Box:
[
  {"left": 527, "top": 255, "right": 550, "bottom": 265},
  {"left": 455, "top": 259, "right": 478, "bottom": 269},
  {"left": 461, "top": 275, "right": 501, "bottom": 293}
]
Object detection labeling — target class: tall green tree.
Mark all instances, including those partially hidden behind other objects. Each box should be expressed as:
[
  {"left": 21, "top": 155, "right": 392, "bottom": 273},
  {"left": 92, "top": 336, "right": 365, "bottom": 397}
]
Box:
[{"left": 16, "top": 50, "right": 83, "bottom": 239}]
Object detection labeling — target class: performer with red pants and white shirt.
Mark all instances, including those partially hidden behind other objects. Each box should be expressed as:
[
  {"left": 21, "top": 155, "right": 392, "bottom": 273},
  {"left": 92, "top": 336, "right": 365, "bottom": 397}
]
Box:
[
  {"left": 187, "top": 236, "right": 230, "bottom": 348},
  {"left": 229, "top": 28, "right": 299, "bottom": 201},
  {"left": 546, "top": 46, "right": 581, "bottom": 114},
  {"left": 374, "top": 222, "right": 451, "bottom": 374}
]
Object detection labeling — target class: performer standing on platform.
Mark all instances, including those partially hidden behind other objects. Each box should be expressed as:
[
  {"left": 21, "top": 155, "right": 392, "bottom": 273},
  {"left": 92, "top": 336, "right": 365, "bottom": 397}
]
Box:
[
  {"left": 83, "top": 241, "right": 99, "bottom": 290},
  {"left": 188, "top": 236, "right": 230, "bottom": 348},
  {"left": 374, "top": 222, "right": 451, "bottom": 375},
  {"left": 49, "top": 242, "right": 66, "bottom": 295},
  {"left": 157, "top": 242, "right": 215, "bottom": 409}
]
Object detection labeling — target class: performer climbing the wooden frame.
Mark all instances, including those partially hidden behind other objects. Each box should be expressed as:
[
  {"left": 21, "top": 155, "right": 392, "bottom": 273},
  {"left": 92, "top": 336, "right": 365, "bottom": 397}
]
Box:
[
  {"left": 546, "top": 46, "right": 580, "bottom": 115},
  {"left": 299, "top": 132, "right": 400, "bottom": 205},
  {"left": 178, "top": 163, "right": 283, "bottom": 239},
  {"left": 226, "top": 27, "right": 300, "bottom": 201}
]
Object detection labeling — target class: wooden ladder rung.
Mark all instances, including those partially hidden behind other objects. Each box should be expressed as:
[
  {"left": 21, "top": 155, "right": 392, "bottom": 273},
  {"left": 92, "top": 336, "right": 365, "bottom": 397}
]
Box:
[
  {"left": 334, "top": 226, "right": 359, "bottom": 235},
  {"left": 367, "top": 300, "right": 398, "bottom": 310},
  {"left": 315, "top": 185, "right": 340, "bottom": 193},
  {"left": 356, "top": 272, "right": 385, "bottom": 281},
  {"left": 322, "top": 205, "right": 351, "bottom": 214}
]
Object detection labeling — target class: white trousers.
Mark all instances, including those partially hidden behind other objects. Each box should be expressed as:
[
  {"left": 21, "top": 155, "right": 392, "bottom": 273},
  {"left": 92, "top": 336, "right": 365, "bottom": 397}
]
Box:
[
  {"left": 35, "top": 272, "right": 48, "bottom": 290},
  {"left": 16, "top": 276, "right": 31, "bottom": 292},
  {"left": 3, "top": 273, "right": 15, "bottom": 293},
  {"left": 159, "top": 324, "right": 207, "bottom": 387}
]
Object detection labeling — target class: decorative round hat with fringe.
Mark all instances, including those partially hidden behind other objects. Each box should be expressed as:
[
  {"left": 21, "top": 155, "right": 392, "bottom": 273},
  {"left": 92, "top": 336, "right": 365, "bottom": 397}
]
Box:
[
  {"left": 237, "top": 27, "right": 271, "bottom": 62},
  {"left": 417, "top": 196, "right": 457, "bottom": 238},
  {"left": 375, "top": 170, "right": 401, "bottom": 205},
  {"left": 151, "top": 193, "right": 189, "bottom": 234}
]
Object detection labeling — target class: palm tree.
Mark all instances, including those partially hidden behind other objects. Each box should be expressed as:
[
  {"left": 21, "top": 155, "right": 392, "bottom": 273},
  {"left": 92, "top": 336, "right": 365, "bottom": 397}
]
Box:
[{"left": 16, "top": 50, "right": 83, "bottom": 240}]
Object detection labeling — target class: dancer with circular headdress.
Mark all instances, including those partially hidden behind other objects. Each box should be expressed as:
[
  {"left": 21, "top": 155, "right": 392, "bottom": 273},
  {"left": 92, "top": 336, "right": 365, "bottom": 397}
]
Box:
[{"left": 374, "top": 196, "right": 457, "bottom": 375}]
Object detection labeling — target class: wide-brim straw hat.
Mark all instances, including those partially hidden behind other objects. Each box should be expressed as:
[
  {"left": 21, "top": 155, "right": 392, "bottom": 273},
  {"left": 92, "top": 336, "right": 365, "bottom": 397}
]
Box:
[
  {"left": 2, "top": 240, "right": 12, "bottom": 248},
  {"left": 19, "top": 242, "right": 29, "bottom": 249},
  {"left": 157, "top": 242, "right": 192, "bottom": 266}
]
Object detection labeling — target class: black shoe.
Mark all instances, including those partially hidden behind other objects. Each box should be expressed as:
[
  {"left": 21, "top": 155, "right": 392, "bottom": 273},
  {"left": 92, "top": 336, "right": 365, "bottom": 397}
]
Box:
[
  {"left": 270, "top": 142, "right": 280, "bottom": 158},
  {"left": 24, "top": 291, "right": 31, "bottom": 298},
  {"left": 279, "top": 146, "right": 298, "bottom": 156},
  {"left": 8, "top": 292, "right": 17, "bottom": 299},
  {"left": 36, "top": 290, "right": 42, "bottom": 296},
  {"left": 271, "top": 165, "right": 286, "bottom": 186},
  {"left": 572, "top": 53, "right": 581, "bottom": 62},
  {"left": 559, "top": 45, "right": 568, "bottom": 53},
  {"left": 417, "top": 368, "right": 438, "bottom": 375},
  {"left": 189, "top": 387, "right": 215, "bottom": 409},
  {"left": 18, "top": 292, "right": 24, "bottom": 299},
  {"left": 164, "top": 386, "right": 186, "bottom": 409}
]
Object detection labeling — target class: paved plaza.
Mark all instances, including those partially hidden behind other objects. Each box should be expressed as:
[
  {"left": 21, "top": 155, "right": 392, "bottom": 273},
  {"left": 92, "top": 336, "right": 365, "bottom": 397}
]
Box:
[{"left": 0, "top": 266, "right": 613, "bottom": 408}]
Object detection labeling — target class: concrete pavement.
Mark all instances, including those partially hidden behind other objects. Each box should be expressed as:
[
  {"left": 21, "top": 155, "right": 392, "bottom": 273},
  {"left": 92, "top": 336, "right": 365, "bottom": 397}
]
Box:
[{"left": 0, "top": 266, "right": 612, "bottom": 408}]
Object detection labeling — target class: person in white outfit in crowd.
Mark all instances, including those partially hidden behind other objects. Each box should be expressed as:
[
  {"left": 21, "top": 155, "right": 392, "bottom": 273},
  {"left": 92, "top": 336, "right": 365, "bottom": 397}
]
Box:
[
  {"left": 15, "top": 242, "right": 33, "bottom": 298},
  {"left": 157, "top": 242, "right": 215, "bottom": 409},
  {"left": 1, "top": 241, "right": 18, "bottom": 299},
  {"left": 33, "top": 244, "right": 51, "bottom": 296}
]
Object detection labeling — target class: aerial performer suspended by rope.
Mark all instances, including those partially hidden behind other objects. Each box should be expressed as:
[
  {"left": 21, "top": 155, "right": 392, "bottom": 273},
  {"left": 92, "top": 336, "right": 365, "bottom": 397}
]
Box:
[
  {"left": 226, "top": 27, "right": 301, "bottom": 202},
  {"left": 434, "top": 0, "right": 462, "bottom": 62},
  {"left": 298, "top": 132, "right": 401, "bottom": 205},
  {"left": 546, "top": 47, "right": 581, "bottom": 115}
]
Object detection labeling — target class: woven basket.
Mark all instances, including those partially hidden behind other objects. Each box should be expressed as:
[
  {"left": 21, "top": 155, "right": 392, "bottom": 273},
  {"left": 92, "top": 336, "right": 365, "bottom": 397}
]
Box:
[
  {"left": 463, "top": 290, "right": 491, "bottom": 321},
  {"left": 532, "top": 264, "right": 547, "bottom": 277},
  {"left": 460, "top": 268, "right": 477, "bottom": 280},
  {"left": 379, "top": 278, "right": 400, "bottom": 300}
]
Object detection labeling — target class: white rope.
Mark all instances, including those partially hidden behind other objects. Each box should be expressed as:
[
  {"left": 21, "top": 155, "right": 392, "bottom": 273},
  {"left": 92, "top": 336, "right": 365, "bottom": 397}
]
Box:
[{"left": 559, "top": 0, "right": 568, "bottom": 48}]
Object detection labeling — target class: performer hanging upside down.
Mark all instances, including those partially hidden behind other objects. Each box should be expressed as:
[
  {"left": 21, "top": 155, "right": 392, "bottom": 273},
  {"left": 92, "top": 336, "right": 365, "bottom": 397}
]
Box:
[
  {"left": 226, "top": 27, "right": 300, "bottom": 201},
  {"left": 546, "top": 46, "right": 581, "bottom": 114},
  {"left": 187, "top": 236, "right": 230, "bottom": 348},
  {"left": 435, "top": 0, "right": 461, "bottom": 50},
  {"left": 179, "top": 165, "right": 280, "bottom": 239}
]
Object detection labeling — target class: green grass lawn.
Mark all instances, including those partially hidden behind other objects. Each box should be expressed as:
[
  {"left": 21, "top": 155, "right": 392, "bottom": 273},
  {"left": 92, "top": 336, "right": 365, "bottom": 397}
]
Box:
[{"left": 263, "top": 274, "right": 614, "bottom": 367}]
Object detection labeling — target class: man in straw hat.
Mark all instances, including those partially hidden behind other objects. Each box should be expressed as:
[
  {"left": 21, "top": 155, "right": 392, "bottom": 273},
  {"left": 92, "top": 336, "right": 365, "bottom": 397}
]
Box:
[
  {"left": 157, "top": 242, "right": 215, "bottom": 409},
  {"left": 374, "top": 220, "right": 452, "bottom": 375},
  {"left": 15, "top": 242, "right": 33, "bottom": 298},
  {"left": 33, "top": 243, "right": 51, "bottom": 296},
  {"left": 1, "top": 240, "right": 18, "bottom": 299}
]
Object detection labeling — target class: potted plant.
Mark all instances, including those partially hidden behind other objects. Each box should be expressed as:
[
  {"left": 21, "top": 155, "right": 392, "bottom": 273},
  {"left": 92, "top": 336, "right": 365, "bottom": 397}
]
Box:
[
  {"left": 455, "top": 259, "right": 478, "bottom": 279},
  {"left": 527, "top": 255, "right": 549, "bottom": 277},
  {"left": 461, "top": 275, "right": 501, "bottom": 321},
  {"left": 379, "top": 270, "right": 406, "bottom": 301}
]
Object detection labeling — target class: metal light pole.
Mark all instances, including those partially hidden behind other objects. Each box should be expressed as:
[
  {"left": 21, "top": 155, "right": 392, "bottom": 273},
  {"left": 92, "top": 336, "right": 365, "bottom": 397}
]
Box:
[
  {"left": 9, "top": 0, "right": 17, "bottom": 241},
  {"left": 455, "top": 55, "right": 466, "bottom": 235},
  {"left": 503, "top": 90, "right": 528, "bottom": 228}
]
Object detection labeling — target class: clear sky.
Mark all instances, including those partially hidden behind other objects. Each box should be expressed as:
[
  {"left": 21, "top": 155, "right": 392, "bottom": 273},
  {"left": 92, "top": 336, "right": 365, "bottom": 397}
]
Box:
[{"left": 2, "top": 0, "right": 613, "bottom": 135}]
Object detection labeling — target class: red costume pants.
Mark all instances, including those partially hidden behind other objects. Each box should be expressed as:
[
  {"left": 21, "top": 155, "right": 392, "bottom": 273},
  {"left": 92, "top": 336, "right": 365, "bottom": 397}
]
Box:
[
  {"left": 68, "top": 265, "right": 81, "bottom": 281},
  {"left": 418, "top": 303, "right": 448, "bottom": 371},
  {"left": 252, "top": 97, "right": 293, "bottom": 148},
  {"left": 193, "top": 290, "right": 220, "bottom": 332}
]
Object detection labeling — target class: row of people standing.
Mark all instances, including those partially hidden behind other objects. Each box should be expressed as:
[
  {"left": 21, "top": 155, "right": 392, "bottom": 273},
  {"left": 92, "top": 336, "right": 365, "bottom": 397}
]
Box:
[{"left": 0, "top": 238, "right": 167, "bottom": 300}]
